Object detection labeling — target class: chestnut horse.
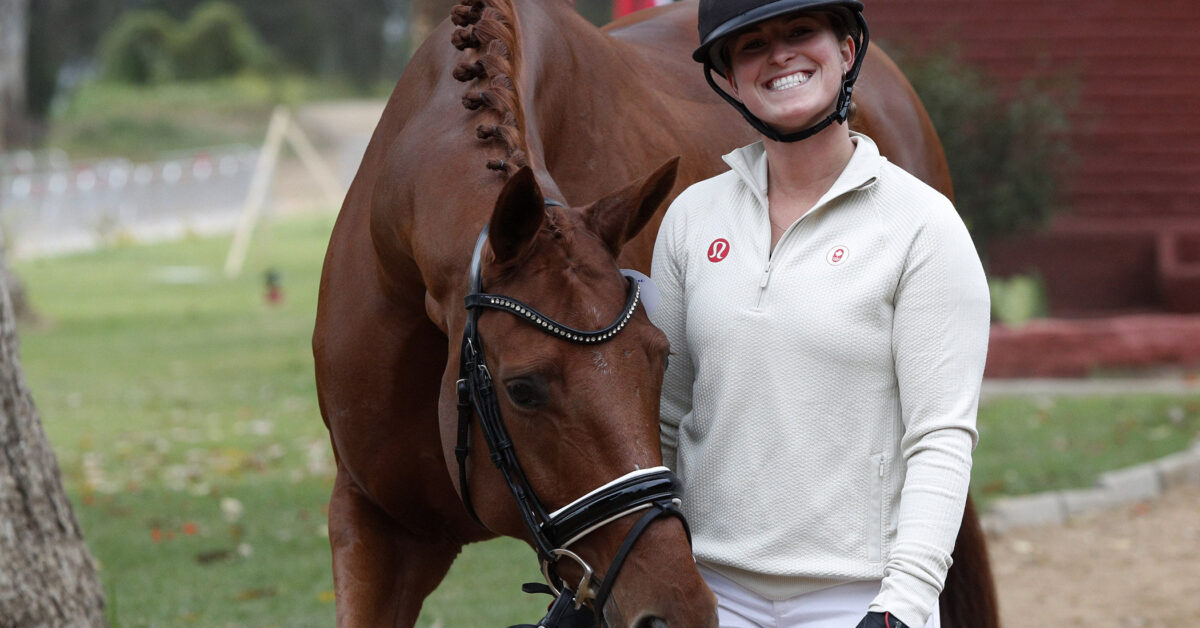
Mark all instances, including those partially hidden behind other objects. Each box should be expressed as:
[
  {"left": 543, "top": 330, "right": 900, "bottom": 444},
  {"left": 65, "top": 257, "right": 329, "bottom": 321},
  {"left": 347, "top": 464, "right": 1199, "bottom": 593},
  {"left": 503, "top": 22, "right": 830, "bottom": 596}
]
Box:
[{"left": 313, "top": 0, "right": 998, "bottom": 626}]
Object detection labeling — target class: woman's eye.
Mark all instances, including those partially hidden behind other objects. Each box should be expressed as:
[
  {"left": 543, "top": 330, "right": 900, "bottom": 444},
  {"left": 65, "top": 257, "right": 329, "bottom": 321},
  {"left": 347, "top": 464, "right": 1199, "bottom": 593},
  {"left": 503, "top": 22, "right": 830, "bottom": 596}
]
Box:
[
  {"left": 789, "top": 27, "right": 812, "bottom": 38},
  {"left": 738, "top": 38, "right": 766, "bottom": 52},
  {"left": 506, "top": 381, "right": 544, "bottom": 408}
]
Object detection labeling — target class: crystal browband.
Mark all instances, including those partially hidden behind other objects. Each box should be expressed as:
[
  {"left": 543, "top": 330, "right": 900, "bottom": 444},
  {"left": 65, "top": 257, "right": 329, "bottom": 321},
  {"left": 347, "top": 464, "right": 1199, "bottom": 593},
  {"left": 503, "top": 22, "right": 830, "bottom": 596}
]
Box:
[{"left": 464, "top": 278, "right": 641, "bottom": 345}]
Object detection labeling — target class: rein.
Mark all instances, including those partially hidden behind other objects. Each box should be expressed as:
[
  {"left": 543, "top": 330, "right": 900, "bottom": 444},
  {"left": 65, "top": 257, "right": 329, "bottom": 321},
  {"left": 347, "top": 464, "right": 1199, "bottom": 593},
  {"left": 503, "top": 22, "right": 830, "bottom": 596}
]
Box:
[{"left": 454, "top": 207, "right": 689, "bottom": 627}]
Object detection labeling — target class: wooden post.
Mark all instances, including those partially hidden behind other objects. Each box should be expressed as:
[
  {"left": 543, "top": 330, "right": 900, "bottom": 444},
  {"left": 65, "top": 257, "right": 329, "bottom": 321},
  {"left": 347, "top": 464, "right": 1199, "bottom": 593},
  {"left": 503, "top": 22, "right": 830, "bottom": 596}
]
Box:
[
  {"left": 224, "top": 106, "right": 289, "bottom": 279},
  {"left": 224, "top": 105, "right": 349, "bottom": 279}
]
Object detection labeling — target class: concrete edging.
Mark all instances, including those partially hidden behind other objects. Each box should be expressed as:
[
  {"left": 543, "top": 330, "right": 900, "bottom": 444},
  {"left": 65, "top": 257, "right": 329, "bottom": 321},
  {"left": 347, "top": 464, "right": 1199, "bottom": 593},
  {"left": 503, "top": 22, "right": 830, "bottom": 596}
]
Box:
[{"left": 980, "top": 441, "right": 1200, "bottom": 533}]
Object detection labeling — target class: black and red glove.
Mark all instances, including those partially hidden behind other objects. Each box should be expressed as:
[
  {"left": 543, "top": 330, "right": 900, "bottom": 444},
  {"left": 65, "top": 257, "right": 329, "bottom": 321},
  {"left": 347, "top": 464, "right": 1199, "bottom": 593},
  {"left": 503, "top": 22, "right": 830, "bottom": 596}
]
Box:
[{"left": 855, "top": 611, "right": 911, "bottom": 628}]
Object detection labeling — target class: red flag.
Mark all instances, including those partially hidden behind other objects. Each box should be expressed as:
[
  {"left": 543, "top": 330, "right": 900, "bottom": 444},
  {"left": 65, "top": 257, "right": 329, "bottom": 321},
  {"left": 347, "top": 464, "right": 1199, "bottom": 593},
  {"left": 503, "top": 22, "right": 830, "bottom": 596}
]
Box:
[{"left": 613, "top": 0, "right": 672, "bottom": 18}]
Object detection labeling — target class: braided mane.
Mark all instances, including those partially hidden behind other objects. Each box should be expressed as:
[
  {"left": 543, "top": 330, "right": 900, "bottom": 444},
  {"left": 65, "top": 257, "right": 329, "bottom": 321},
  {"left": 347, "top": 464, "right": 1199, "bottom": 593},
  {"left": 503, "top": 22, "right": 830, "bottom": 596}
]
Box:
[{"left": 451, "top": 0, "right": 529, "bottom": 175}]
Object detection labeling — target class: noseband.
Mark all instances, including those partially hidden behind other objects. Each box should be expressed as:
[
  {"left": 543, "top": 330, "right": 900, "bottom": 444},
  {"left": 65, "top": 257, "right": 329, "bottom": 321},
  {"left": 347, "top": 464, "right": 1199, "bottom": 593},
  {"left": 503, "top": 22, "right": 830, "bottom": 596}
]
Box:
[{"left": 454, "top": 211, "right": 689, "bottom": 626}]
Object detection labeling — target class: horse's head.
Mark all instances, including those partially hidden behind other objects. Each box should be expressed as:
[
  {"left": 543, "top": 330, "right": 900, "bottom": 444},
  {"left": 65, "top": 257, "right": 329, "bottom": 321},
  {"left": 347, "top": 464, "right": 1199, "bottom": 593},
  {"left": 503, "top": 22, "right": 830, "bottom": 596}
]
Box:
[{"left": 435, "top": 158, "right": 717, "bottom": 627}]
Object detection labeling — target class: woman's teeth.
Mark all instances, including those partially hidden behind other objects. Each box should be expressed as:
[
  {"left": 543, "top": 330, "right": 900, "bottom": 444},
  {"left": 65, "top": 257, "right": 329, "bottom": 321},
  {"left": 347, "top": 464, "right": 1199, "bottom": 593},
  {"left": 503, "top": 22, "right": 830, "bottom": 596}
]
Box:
[{"left": 767, "top": 72, "right": 812, "bottom": 91}]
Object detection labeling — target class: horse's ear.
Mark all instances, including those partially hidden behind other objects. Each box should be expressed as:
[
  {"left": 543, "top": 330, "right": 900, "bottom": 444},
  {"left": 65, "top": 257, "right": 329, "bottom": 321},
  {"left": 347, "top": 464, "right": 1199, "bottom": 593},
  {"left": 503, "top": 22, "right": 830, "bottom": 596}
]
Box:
[
  {"left": 489, "top": 166, "right": 545, "bottom": 264},
  {"left": 586, "top": 157, "right": 680, "bottom": 256}
]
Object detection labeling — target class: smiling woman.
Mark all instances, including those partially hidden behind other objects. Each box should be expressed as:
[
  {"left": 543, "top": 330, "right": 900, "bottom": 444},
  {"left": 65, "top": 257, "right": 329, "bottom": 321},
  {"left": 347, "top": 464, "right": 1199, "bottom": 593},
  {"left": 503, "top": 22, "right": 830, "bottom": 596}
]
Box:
[
  {"left": 723, "top": 12, "right": 854, "bottom": 135},
  {"left": 648, "top": 1, "right": 993, "bottom": 627}
]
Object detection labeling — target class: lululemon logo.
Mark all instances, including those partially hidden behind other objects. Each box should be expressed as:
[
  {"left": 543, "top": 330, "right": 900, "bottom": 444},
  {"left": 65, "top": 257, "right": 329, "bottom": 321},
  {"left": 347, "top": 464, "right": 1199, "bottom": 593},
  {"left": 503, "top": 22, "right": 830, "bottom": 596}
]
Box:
[
  {"left": 826, "top": 245, "right": 849, "bottom": 266},
  {"left": 707, "top": 238, "right": 730, "bottom": 262}
]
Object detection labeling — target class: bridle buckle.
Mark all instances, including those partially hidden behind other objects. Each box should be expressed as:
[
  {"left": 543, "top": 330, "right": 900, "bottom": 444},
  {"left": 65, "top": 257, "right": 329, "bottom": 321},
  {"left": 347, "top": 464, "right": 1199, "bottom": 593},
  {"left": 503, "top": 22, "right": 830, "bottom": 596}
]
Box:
[{"left": 541, "top": 548, "right": 596, "bottom": 610}]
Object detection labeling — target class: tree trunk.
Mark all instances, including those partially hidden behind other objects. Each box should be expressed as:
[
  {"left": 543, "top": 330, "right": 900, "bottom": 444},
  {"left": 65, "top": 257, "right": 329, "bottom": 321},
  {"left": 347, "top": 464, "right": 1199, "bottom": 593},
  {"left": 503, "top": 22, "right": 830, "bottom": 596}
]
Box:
[
  {"left": 0, "top": 0, "right": 30, "bottom": 150},
  {"left": 0, "top": 254, "right": 32, "bottom": 324},
  {"left": 0, "top": 250, "right": 105, "bottom": 624},
  {"left": 410, "top": 0, "right": 460, "bottom": 56}
]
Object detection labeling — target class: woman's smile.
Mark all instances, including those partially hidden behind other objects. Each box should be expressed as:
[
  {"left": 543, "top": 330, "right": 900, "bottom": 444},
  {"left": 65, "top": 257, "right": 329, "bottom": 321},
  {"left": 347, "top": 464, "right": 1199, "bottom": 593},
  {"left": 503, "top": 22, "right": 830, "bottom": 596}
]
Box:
[{"left": 766, "top": 70, "right": 814, "bottom": 91}]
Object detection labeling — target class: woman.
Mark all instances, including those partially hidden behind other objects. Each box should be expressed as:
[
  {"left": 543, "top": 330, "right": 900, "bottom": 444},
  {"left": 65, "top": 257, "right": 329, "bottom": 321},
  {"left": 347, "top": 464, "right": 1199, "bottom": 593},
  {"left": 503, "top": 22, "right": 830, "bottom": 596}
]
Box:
[{"left": 648, "top": 1, "right": 991, "bottom": 627}]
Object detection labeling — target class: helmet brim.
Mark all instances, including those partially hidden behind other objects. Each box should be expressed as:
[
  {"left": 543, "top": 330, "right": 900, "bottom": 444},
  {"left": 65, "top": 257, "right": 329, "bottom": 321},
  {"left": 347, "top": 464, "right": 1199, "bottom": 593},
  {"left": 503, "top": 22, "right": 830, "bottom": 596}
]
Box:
[{"left": 692, "top": 0, "right": 864, "bottom": 75}]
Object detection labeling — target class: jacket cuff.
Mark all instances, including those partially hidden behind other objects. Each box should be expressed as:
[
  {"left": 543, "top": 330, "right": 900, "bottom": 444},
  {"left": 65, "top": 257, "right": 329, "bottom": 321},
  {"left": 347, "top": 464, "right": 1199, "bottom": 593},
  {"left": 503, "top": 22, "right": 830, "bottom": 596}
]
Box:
[{"left": 869, "top": 569, "right": 941, "bottom": 628}]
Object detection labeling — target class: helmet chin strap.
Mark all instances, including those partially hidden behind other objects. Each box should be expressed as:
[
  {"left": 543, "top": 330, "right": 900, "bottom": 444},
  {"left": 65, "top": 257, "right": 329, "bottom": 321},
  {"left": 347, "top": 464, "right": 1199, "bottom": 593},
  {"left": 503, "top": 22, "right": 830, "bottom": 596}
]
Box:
[{"left": 705, "top": 12, "right": 870, "bottom": 143}]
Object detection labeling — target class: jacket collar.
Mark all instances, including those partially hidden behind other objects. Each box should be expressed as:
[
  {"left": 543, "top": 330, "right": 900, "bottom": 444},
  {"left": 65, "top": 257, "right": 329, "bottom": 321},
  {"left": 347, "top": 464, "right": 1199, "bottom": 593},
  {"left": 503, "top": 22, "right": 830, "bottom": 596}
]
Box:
[{"left": 721, "top": 132, "right": 884, "bottom": 213}]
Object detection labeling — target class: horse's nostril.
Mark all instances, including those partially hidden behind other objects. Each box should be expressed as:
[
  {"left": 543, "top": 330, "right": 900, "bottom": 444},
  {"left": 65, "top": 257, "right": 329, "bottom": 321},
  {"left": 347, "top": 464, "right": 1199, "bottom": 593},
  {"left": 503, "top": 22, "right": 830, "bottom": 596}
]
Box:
[{"left": 633, "top": 616, "right": 667, "bottom": 628}]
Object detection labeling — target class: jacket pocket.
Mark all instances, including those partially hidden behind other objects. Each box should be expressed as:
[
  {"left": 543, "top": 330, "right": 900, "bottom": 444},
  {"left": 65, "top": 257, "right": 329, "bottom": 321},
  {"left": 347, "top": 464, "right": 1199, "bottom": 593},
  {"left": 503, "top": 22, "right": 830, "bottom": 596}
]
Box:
[{"left": 867, "top": 453, "right": 884, "bottom": 563}]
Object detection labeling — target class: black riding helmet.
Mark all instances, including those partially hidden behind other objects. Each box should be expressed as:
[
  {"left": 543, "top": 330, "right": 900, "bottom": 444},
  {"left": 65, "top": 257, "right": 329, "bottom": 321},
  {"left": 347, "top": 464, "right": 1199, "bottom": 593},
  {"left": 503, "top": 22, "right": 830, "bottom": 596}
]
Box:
[{"left": 693, "top": 0, "right": 870, "bottom": 142}]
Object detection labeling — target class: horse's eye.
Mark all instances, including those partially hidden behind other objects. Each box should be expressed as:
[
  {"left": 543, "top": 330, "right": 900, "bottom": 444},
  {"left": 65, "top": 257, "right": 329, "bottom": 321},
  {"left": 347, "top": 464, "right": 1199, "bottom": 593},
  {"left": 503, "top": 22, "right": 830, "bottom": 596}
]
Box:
[{"left": 505, "top": 379, "right": 545, "bottom": 409}]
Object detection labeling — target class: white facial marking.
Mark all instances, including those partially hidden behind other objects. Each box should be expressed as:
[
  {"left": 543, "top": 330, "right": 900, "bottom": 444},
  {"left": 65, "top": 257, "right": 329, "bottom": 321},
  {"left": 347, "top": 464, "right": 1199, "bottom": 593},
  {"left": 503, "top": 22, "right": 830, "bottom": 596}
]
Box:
[{"left": 592, "top": 351, "right": 610, "bottom": 374}]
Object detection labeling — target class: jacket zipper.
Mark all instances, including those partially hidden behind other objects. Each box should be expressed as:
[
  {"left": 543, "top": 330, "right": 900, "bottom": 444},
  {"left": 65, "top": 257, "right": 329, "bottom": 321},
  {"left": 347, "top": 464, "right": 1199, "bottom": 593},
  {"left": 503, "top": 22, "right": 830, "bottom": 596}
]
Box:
[
  {"left": 868, "top": 453, "right": 884, "bottom": 562},
  {"left": 757, "top": 213, "right": 808, "bottom": 310},
  {"left": 755, "top": 260, "right": 772, "bottom": 310}
]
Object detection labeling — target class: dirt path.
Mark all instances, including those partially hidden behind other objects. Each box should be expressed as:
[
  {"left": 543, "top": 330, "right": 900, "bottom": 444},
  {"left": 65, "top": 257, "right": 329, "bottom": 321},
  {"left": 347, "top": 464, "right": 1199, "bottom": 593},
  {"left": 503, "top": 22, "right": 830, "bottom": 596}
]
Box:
[{"left": 988, "top": 483, "right": 1200, "bottom": 626}]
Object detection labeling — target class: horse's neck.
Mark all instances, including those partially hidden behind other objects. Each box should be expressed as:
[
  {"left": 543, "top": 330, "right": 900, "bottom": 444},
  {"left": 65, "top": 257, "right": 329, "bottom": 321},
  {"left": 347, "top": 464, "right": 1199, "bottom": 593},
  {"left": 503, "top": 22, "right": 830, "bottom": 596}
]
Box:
[
  {"left": 515, "top": 1, "right": 740, "bottom": 207},
  {"left": 514, "top": 3, "right": 666, "bottom": 185}
]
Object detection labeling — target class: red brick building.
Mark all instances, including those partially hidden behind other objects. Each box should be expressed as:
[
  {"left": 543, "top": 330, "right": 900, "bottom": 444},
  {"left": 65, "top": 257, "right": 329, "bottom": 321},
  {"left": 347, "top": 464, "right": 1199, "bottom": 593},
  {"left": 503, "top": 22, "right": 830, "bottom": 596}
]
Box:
[{"left": 867, "top": 0, "right": 1200, "bottom": 316}]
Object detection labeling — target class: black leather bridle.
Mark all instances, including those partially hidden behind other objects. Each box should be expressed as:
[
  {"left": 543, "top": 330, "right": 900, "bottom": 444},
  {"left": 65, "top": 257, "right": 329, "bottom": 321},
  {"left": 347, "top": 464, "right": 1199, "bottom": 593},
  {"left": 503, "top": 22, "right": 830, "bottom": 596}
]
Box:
[{"left": 454, "top": 210, "right": 689, "bottom": 627}]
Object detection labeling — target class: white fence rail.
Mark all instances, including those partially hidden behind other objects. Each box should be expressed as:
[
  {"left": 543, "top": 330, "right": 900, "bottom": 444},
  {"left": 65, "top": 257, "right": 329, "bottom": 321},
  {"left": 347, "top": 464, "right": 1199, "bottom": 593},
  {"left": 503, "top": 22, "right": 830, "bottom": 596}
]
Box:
[{"left": 1, "top": 146, "right": 259, "bottom": 259}]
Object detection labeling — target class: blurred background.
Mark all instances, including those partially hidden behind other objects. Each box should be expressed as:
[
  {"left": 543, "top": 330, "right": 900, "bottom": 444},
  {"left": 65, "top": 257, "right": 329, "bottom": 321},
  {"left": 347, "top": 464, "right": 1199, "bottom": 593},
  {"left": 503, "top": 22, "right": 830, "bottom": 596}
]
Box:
[{"left": 0, "top": 0, "right": 1198, "bottom": 626}]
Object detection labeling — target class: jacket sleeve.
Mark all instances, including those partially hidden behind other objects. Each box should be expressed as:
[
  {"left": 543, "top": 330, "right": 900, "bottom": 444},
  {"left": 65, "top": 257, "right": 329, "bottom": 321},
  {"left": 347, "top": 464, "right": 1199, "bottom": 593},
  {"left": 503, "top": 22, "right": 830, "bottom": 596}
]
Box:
[
  {"left": 870, "top": 198, "right": 991, "bottom": 627},
  {"left": 649, "top": 199, "right": 694, "bottom": 472}
]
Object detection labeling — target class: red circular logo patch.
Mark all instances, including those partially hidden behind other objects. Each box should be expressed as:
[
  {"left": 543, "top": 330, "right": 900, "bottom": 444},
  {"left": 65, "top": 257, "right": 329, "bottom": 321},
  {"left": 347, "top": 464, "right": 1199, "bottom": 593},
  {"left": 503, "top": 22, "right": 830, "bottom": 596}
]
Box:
[
  {"left": 707, "top": 238, "right": 730, "bottom": 262},
  {"left": 826, "top": 245, "right": 849, "bottom": 266}
]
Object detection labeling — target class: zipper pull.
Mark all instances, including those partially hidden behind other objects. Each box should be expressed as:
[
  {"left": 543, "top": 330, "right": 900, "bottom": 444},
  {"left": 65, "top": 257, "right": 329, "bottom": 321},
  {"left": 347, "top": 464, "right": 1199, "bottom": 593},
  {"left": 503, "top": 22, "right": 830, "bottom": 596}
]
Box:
[{"left": 759, "top": 262, "right": 771, "bottom": 289}]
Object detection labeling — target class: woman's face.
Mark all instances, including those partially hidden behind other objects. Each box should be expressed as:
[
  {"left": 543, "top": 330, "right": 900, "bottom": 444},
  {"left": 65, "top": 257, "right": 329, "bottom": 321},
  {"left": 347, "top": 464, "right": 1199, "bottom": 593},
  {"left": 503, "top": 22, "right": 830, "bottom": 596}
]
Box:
[{"left": 724, "top": 12, "right": 855, "bottom": 134}]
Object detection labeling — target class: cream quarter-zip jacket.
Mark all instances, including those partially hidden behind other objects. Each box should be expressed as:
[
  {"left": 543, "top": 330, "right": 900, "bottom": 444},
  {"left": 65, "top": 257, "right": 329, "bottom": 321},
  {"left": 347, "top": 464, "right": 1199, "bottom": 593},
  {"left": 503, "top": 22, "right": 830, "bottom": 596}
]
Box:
[{"left": 649, "top": 134, "right": 990, "bottom": 627}]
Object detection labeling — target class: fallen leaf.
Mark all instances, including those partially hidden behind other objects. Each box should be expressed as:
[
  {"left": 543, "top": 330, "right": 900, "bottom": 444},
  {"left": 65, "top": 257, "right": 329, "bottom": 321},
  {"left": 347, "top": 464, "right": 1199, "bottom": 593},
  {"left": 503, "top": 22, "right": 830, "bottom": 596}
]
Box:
[
  {"left": 195, "top": 549, "right": 233, "bottom": 565},
  {"left": 235, "top": 587, "right": 278, "bottom": 601}
]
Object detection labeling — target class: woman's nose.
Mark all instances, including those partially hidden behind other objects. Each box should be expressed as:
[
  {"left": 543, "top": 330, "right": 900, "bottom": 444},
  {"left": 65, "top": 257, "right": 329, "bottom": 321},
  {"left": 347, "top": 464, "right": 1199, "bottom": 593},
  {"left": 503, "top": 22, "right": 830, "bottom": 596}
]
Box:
[{"left": 768, "top": 40, "right": 797, "bottom": 66}]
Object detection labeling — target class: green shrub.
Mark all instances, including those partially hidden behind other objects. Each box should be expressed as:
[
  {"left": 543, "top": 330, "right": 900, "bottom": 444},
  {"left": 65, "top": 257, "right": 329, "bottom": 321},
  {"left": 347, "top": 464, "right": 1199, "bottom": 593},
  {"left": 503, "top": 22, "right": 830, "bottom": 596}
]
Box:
[
  {"left": 97, "top": 1, "right": 273, "bottom": 85},
  {"left": 894, "top": 46, "right": 1077, "bottom": 264},
  {"left": 989, "top": 273, "right": 1048, "bottom": 326},
  {"left": 173, "top": 1, "right": 271, "bottom": 80},
  {"left": 98, "top": 10, "right": 178, "bottom": 85}
]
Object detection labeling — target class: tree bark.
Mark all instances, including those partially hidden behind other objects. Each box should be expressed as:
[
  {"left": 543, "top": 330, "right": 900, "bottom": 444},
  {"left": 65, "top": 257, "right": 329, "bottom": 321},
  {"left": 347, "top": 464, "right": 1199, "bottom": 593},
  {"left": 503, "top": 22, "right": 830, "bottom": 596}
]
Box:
[
  {"left": 0, "top": 250, "right": 105, "bottom": 624},
  {"left": 0, "top": 256, "right": 32, "bottom": 325}
]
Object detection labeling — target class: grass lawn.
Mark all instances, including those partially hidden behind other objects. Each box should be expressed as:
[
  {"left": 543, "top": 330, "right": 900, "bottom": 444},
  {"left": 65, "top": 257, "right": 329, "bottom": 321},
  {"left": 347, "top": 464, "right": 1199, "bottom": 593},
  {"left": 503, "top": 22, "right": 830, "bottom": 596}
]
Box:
[
  {"left": 973, "top": 394, "right": 1200, "bottom": 505},
  {"left": 14, "top": 214, "right": 545, "bottom": 627},
  {"left": 12, "top": 213, "right": 1200, "bottom": 626}
]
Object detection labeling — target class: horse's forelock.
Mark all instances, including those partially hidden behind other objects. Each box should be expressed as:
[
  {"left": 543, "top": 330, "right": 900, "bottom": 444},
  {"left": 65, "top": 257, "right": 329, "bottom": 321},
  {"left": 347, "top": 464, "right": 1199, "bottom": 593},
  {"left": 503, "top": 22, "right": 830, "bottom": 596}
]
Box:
[
  {"left": 451, "top": 0, "right": 529, "bottom": 176},
  {"left": 489, "top": 209, "right": 597, "bottom": 289}
]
